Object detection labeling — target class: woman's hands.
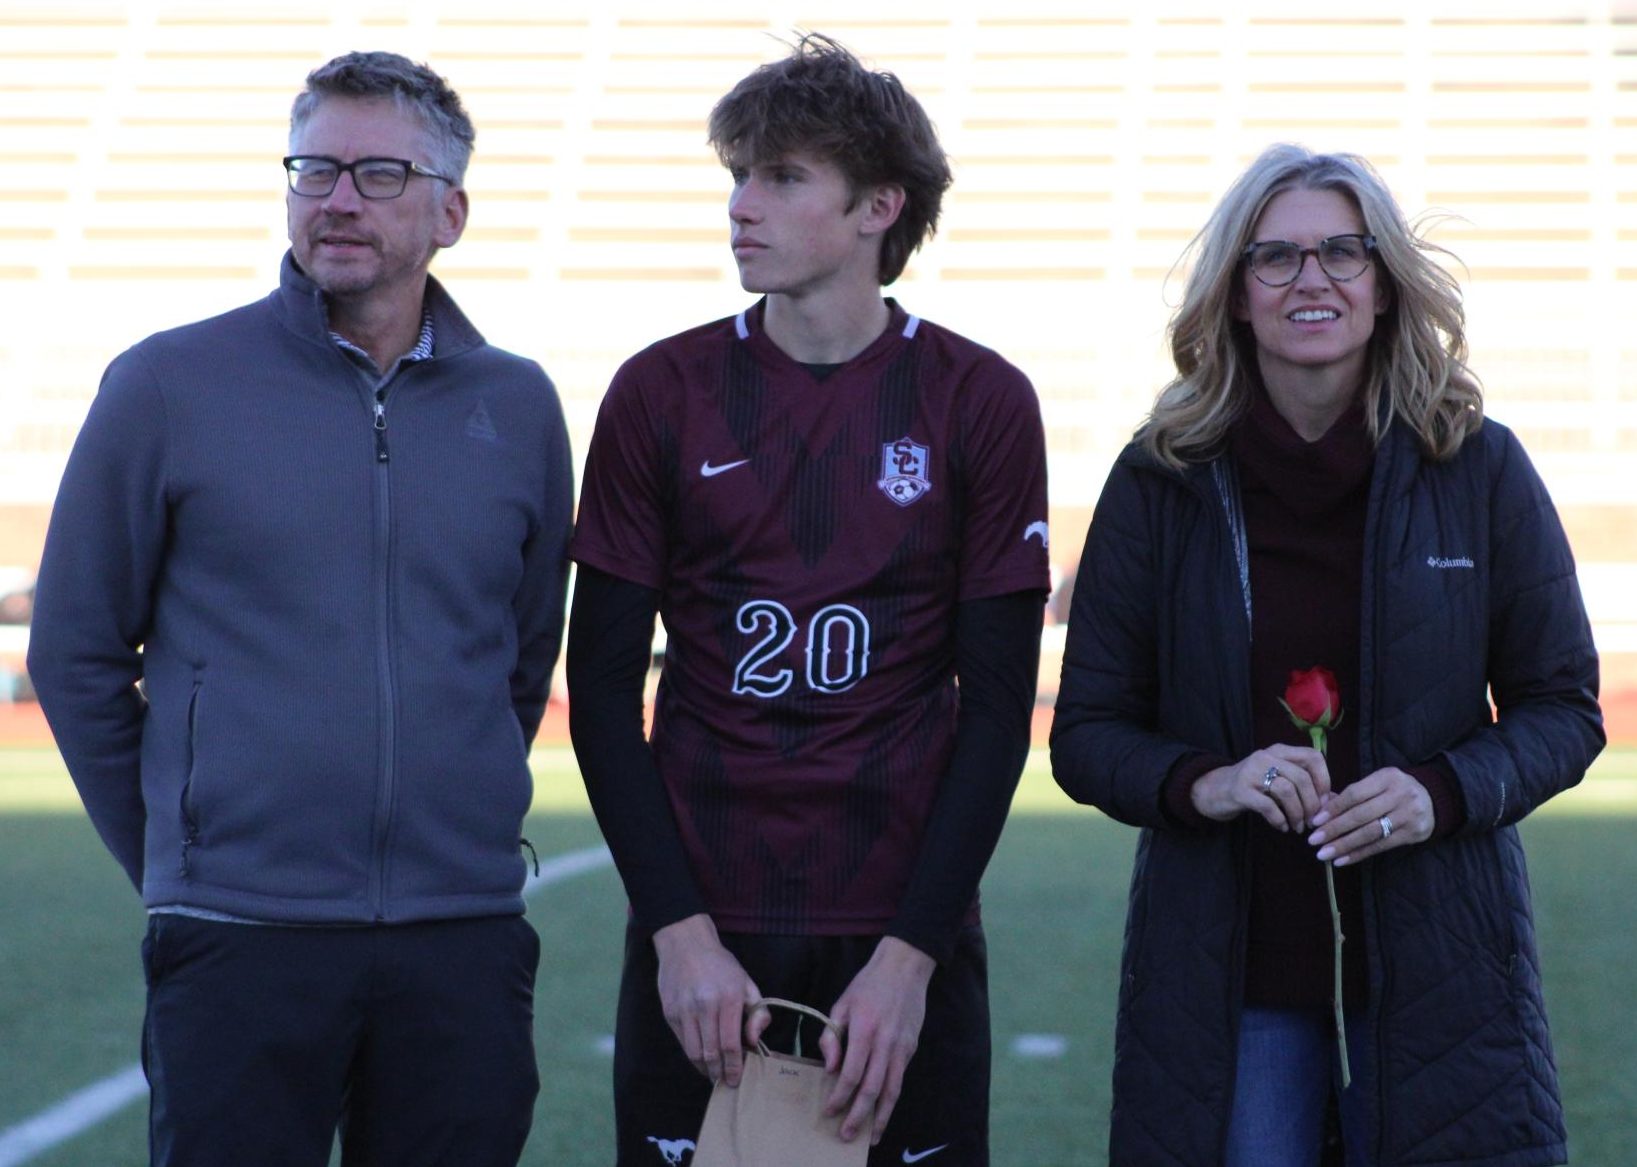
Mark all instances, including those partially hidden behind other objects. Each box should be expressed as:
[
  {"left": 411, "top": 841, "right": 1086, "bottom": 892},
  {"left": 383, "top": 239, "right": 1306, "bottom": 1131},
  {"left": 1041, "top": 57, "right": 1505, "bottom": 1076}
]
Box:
[
  {"left": 1307, "top": 767, "right": 1434, "bottom": 865},
  {"left": 1192, "top": 751, "right": 1433, "bottom": 864},
  {"left": 1191, "top": 745, "right": 1331, "bottom": 832}
]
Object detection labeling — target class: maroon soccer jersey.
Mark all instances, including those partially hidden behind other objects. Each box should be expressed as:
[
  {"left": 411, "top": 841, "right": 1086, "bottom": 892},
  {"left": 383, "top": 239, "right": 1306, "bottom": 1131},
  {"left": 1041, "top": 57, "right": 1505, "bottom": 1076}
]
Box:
[{"left": 571, "top": 299, "right": 1049, "bottom": 934}]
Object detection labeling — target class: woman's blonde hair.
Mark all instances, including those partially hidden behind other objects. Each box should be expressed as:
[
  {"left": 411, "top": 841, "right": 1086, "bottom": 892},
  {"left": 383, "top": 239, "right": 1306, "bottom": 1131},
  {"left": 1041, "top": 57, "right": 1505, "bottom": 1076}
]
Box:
[{"left": 1140, "top": 144, "right": 1482, "bottom": 468}]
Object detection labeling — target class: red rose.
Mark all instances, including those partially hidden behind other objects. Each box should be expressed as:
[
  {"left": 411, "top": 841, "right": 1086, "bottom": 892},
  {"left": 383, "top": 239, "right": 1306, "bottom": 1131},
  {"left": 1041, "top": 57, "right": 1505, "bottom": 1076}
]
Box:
[
  {"left": 1282, "top": 666, "right": 1340, "bottom": 729},
  {"left": 1276, "top": 663, "right": 1349, "bottom": 1087}
]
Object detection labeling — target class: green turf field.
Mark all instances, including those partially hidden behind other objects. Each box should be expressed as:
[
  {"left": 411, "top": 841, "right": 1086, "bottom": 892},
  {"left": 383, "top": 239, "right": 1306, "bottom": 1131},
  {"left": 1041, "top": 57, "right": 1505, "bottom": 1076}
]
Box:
[{"left": 2, "top": 746, "right": 1633, "bottom": 1166}]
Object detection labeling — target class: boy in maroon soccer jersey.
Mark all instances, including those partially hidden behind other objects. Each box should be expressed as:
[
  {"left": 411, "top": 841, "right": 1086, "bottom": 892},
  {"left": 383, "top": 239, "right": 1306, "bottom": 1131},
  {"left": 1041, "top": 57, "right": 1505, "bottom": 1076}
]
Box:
[{"left": 567, "top": 35, "right": 1050, "bottom": 1166}]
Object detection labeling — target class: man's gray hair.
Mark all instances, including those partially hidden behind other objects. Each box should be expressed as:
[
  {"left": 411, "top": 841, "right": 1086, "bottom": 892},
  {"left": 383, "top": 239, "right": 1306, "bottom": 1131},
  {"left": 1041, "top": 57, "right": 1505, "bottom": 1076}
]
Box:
[{"left": 290, "top": 51, "right": 475, "bottom": 184}]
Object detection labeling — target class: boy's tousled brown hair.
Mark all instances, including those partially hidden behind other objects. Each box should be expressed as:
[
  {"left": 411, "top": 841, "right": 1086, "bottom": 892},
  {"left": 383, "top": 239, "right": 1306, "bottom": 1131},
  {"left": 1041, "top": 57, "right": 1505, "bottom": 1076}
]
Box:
[{"left": 708, "top": 33, "right": 952, "bottom": 285}]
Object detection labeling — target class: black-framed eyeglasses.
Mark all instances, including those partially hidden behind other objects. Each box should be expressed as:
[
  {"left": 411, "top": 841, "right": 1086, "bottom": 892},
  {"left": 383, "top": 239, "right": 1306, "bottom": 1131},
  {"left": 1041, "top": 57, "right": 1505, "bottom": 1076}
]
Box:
[
  {"left": 1241, "top": 234, "right": 1376, "bottom": 287},
  {"left": 283, "top": 155, "right": 453, "bottom": 200}
]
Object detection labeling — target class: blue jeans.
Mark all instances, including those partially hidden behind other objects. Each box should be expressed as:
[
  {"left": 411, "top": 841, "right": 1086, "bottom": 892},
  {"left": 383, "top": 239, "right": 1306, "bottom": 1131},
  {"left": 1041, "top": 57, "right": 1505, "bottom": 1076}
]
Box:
[{"left": 1224, "top": 1006, "right": 1369, "bottom": 1167}]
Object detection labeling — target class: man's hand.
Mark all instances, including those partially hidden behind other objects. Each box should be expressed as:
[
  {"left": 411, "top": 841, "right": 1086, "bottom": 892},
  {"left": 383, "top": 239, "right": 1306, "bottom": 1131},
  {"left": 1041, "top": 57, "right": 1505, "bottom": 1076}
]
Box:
[
  {"left": 820, "top": 936, "right": 935, "bottom": 1145},
  {"left": 652, "top": 914, "right": 762, "bottom": 1086}
]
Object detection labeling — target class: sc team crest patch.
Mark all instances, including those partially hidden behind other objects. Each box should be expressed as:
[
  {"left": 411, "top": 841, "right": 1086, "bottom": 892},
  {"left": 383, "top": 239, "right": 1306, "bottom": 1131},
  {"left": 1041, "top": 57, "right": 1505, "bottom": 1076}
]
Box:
[{"left": 878, "top": 436, "right": 932, "bottom": 507}]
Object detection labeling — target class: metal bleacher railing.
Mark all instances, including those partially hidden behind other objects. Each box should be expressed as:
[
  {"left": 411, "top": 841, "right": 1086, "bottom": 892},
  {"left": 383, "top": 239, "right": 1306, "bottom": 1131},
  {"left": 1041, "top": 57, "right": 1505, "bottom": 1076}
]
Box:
[{"left": 1, "top": 2, "right": 1633, "bottom": 698}]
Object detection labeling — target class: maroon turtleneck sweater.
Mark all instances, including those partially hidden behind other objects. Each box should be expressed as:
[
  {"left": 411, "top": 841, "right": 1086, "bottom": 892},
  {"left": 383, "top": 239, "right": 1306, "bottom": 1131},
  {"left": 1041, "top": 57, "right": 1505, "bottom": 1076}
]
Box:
[{"left": 1164, "top": 386, "right": 1464, "bottom": 1010}]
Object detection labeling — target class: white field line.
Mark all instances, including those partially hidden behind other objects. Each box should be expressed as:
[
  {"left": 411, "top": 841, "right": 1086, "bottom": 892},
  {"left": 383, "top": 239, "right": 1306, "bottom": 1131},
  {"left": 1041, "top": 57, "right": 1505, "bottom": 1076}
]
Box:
[
  {"left": 523, "top": 843, "right": 613, "bottom": 894},
  {"left": 0, "top": 844, "right": 614, "bottom": 1167},
  {"left": 0, "top": 1068, "right": 148, "bottom": 1167}
]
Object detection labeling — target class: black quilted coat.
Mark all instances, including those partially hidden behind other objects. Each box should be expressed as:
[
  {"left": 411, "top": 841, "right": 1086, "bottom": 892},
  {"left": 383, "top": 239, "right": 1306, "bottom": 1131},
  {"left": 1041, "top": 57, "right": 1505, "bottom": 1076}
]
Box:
[{"left": 1051, "top": 416, "right": 1603, "bottom": 1166}]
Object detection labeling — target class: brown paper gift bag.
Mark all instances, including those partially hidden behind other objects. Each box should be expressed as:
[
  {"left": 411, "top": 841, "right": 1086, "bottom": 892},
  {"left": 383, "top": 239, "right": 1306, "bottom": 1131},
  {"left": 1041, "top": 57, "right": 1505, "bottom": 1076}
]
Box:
[{"left": 691, "top": 998, "right": 867, "bottom": 1167}]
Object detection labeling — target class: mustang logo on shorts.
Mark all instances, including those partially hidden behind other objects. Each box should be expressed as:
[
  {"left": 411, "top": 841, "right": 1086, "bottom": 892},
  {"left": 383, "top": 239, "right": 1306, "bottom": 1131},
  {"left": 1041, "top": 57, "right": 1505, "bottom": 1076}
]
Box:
[
  {"left": 645, "top": 1135, "right": 696, "bottom": 1164},
  {"left": 878, "top": 436, "right": 932, "bottom": 507}
]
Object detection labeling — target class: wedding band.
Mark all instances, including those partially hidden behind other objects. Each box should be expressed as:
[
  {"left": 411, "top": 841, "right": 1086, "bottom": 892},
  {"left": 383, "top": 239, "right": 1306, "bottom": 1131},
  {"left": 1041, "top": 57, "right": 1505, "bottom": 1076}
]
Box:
[
  {"left": 1261, "top": 766, "right": 1279, "bottom": 792},
  {"left": 1380, "top": 815, "right": 1394, "bottom": 839}
]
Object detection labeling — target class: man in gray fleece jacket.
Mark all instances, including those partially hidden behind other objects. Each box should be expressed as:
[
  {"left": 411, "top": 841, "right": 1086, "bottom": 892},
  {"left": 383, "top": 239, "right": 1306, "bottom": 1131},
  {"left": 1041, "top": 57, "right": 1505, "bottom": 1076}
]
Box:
[{"left": 27, "top": 51, "right": 572, "bottom": 1167}]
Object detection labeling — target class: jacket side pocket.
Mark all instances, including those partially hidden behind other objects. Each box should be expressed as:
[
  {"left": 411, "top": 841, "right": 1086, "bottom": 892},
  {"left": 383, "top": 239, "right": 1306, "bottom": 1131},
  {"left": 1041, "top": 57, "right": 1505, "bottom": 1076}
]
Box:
[{"left": 178, "top": 677, "right": 201, "bottom": 878}]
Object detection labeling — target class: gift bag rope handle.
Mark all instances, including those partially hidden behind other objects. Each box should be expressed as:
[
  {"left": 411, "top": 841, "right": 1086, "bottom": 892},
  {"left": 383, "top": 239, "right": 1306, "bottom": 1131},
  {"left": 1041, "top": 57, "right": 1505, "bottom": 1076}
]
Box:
[{"left": 750, "top": 997, "right": 841, "bottom": 1060}]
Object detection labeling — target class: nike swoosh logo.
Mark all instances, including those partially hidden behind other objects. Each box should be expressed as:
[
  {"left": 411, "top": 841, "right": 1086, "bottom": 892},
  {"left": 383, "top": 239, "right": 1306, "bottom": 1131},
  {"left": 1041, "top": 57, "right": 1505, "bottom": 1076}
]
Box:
[
  {"left": 902, "top": 1146, "right": 948, "bottom": 1163},
  {"left": 700, "top": 458, "right": 750, "bottom": 478}
]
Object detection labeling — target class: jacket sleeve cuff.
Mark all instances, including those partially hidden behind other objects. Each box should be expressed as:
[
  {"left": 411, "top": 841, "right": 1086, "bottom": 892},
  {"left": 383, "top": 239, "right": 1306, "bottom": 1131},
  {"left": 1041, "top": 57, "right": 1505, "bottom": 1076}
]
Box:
[
  {"left": 1408, "top": 758, "right": 1466, "bottom": 839},
  {"left": 1162, "top": 752, "right": 1232, "bottom": 829}
]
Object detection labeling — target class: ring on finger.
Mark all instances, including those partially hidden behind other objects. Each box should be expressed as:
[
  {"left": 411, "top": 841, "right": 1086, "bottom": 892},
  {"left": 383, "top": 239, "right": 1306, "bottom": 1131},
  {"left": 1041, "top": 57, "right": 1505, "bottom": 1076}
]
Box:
[
  {"left": 1261, "top": 766, "right": 1279, "bottom": 792},
  {"left": 1380, "top": 815, "right": 1394, "bottom": 839}
]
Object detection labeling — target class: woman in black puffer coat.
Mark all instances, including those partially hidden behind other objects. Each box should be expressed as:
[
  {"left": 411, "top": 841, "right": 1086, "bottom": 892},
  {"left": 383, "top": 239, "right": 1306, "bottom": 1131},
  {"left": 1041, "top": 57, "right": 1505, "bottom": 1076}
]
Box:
[{"left": 1051, "top": 144, "right": 1603, "bottom": 1167}]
